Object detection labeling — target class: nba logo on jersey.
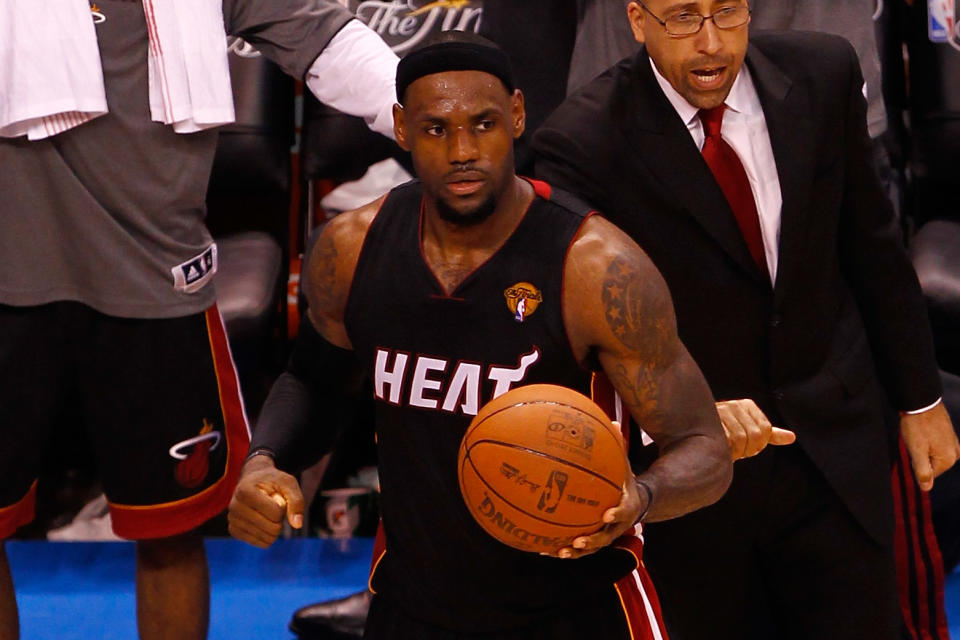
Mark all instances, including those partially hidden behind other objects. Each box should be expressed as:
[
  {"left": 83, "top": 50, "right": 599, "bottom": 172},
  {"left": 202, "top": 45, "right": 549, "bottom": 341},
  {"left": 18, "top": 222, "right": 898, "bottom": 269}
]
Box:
[
  {"left": 504, "top": 282, "right": 542, "bottom": 322},
  {"left": 172, "top": 244, "right": 218, "bottom": 293},
  {"left": 928, "top": 0, "right": 957, "bottom": 43}
]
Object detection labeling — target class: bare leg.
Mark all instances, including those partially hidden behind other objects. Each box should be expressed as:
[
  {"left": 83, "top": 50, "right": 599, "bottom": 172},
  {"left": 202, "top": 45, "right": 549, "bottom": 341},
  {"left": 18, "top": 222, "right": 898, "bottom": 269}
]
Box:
[
  {"left": 136, "top": 532, "right": 208, "bottom": 640},
  {"left": 0, "top": 544, "right": 19, "bottom": 640}
]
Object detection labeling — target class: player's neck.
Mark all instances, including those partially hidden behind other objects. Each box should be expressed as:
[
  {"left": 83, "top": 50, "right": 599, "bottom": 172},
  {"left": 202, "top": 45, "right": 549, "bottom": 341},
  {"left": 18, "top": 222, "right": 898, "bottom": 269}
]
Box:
[{"left": 422, "top": 176, "right": 533, "bottom": 294}]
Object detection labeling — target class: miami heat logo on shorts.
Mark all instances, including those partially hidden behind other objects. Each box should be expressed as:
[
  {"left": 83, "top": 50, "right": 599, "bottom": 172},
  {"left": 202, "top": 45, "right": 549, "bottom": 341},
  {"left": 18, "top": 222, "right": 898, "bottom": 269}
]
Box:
[
  {"left": 504, "top": 282, "right": 542, "bottom": 323},
  {"left": 169, "top": 419, "right": 222, "bottom": 489}
]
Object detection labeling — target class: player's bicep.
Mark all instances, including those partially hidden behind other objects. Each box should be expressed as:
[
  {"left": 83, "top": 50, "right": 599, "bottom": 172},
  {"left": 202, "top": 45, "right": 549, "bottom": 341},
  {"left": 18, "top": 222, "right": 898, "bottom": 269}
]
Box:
[{"left": 590, "top": 248, "right": 715, "bottom": 445}]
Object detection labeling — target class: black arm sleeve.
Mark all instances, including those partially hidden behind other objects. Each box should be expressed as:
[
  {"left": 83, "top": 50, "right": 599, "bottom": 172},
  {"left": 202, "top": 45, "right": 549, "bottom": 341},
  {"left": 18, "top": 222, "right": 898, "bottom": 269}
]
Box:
[{"left": 249, "top": 318, "right": 364, "bottom": 472}]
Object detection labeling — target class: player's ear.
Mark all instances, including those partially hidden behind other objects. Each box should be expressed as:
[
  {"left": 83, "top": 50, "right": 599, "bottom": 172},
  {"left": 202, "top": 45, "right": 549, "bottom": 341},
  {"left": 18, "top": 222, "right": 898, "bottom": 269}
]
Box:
[
  {"left": 393, "top": 103, "right": 411, "bottom": 151},
  {"left": 627, "top": 2, "right": 647, "bottom": 44},
  {"left": 511, "top": 89, "right": 526, "bottom": 139}
]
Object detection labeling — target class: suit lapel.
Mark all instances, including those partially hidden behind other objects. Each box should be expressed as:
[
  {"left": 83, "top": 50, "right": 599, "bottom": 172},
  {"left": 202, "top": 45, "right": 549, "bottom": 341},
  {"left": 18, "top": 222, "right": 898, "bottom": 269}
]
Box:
[
  {"left": 744, "top": 44, "right": 817, "bottom": 305},
  {"left": 620, "top": 50, "right": 766, "bottom": 283}
]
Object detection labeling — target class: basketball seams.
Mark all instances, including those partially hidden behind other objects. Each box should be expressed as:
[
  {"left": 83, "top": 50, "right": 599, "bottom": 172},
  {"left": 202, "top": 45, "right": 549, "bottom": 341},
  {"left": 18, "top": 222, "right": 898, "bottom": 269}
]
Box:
[
  {"left": 467, "top": 439, "right": 623, "bottom": 492},
  {"left": 467, "top": 398, "right": 621, "bottom": 443},
  {"left": 459, "top": 452, "right": 605, "bottom": 531}
]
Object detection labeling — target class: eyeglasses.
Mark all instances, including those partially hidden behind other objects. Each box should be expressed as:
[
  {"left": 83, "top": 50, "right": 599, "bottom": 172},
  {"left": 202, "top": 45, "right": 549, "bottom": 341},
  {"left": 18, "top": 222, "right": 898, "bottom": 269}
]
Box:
[{"left": 637, "top": 2, "right": 751, "bottom": 37}]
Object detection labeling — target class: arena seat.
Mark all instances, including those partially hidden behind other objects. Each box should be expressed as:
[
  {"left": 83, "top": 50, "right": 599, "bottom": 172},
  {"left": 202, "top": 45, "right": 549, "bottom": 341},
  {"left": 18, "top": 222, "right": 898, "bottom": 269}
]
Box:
[{"left": 207, "top": 42, "right": 295, "bottom": 412}]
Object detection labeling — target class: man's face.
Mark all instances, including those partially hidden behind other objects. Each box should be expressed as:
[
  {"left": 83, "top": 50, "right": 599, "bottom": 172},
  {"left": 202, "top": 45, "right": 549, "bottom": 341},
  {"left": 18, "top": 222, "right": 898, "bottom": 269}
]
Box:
[
  {"left": 394, "top": 70, "right": 525, "bottom": 226},
  {"left": 628, "top": 0, "right": 749, "bottom": 110}
]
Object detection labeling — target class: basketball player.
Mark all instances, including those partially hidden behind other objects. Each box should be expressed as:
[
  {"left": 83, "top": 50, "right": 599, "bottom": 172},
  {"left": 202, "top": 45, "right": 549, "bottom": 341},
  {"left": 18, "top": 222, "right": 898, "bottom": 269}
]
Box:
[{"left": 228, "top": 32, "right": 732, "bottom": 638}]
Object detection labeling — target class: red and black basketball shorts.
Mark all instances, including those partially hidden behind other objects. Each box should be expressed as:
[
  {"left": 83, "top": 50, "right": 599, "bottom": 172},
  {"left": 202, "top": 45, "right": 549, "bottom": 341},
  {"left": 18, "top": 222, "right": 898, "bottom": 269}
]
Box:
[{"left": 0, "top": 301, "right": 250, "bottom": 540}]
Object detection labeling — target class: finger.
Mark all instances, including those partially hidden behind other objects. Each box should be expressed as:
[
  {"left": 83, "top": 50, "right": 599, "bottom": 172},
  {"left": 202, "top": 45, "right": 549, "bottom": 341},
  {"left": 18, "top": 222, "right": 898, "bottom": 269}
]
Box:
[
  {"left": 227, "top": 506, "right": 283, "bottom": 539},
  {"left": 610, "top": 420, "right": 624, "bottom": 444},
  {"left": 717, "top": 406, "right": 749, "bottom": 460},
  {"left": 239, "top": 483, "right": 287, "bottom": 523},
  {"left": 768, "top": 427, "right": 797, "bottom": 446},
  {"left": 227, "top": 515, "right": 280, "bottom": 548},
  {"left": 273, "top": 478, "right": 305, "bottom": 529},
  {"left": 734, "top": 402, "right": 769, "bottom": 458},
  {"left": 228, "top": 500, "right": 284, "bottom": 538},
  {"left": 908, "top": 447, "right": 935, "bottom": 492}
]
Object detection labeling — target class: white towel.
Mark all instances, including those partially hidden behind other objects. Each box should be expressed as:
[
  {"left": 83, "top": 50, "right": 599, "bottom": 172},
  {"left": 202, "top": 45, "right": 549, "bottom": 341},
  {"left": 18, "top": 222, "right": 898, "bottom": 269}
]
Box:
[{"left": 0, "top": 0, "right": 234, "bottom": 140}]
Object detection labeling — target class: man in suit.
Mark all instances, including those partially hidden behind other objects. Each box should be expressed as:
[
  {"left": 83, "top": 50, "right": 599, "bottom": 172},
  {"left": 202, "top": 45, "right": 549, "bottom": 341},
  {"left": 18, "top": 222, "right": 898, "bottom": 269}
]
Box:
[{"left": 532, "top": 1, "right": 960, "bottom": 638}]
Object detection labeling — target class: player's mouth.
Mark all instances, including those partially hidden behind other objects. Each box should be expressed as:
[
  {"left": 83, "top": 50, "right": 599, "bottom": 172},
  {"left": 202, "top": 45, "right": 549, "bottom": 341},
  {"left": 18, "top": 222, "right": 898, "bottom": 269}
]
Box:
[
  {"left": 690, "top": 65, "right": 727, "bottom": 90},
  {"left": 445, "top": 171, "right": 486, "bottom": 196}
]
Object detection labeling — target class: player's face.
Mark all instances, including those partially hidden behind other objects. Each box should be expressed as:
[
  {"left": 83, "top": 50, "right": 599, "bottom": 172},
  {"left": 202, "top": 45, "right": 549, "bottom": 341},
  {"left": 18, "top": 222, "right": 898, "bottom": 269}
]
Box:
[
  {"left": 394, "top": 70, "right": 525, "bottom": 226},
  {"left": 628, "top": 0, "right": 749, "bottom": 110}
]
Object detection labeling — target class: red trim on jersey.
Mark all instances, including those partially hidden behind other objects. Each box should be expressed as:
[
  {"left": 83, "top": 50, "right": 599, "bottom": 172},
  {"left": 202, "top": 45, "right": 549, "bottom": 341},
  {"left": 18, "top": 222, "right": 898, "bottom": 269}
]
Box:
[
  {"left": 591, "top": 373, "right": 630, "bottom": 447},
  {"left": 527, "top": 177, "right": 552, "bottom": 200},
  {"left": 0, "top": 481, "right": 37, "bottom": 539},
  {"left": 109, "top": 305, "right": 250, "bottom": 539},
  {"left": 368, "top": 521, "right": 388, "bottom": 594},
  {"left": 613, "top": 532, "right": 670, "bottom": 640}
]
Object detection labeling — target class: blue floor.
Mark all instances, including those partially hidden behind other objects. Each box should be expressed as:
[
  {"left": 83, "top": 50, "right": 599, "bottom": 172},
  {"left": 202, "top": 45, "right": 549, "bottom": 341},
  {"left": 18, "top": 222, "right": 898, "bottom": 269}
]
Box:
[
  {"left": 8, "top": 538, "right": 960, "bottom": 638},
  {"left": 7, "top": 538, "right": 374, "bottom": 640}
]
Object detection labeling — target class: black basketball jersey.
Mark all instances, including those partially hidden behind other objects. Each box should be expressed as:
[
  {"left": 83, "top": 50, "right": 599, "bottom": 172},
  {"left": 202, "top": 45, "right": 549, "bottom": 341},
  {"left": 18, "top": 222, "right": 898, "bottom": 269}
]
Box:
[{"left": 344, "top": 179, "right": 640, "bottom": 632}]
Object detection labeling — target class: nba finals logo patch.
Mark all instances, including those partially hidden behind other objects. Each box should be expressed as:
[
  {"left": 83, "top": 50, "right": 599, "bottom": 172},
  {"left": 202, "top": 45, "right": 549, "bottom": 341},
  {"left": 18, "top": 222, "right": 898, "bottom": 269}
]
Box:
[
  {"left": 169, "top": 419, "right": 222, "bottom": 489},
  {"left": 504, "top": 282, "right": 542, "bottom": 323},
  {"left": 91, "top": 4, "right": 106, "bottom": 23}
]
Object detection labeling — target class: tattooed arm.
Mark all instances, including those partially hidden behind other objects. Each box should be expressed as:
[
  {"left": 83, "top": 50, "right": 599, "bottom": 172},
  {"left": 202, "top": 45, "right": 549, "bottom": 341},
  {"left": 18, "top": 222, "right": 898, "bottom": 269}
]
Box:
[
  {"left": 559, "top": 215, "right": 731, "bottom": 556},
  {"left": 304, "top": 196, "right": 385, "bottom": 347}
]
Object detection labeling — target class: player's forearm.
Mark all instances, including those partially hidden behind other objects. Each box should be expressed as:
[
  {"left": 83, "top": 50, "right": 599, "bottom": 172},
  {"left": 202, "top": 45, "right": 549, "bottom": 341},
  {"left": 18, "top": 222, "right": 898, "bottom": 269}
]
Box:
[
  {"left": 249, "top": 318, "right": 363, "bottom": 471},
  {"left": 638, "top": 429, "right": 732, "bottom": 522}
]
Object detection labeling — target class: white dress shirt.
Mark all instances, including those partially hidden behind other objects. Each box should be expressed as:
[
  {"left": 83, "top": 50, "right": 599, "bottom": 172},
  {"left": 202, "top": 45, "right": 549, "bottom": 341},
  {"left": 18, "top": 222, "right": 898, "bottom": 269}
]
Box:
[
  {"left": 650, "top": 58, "right": 782, "bottom": 284},
  {"left": 649, "top": 59, "right": 942, "bottom": 415}
]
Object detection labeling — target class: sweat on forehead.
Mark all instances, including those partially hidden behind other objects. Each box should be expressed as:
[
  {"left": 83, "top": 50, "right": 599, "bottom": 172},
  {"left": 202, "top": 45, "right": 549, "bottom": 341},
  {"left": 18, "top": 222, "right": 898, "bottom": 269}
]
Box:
[{"left": 395, "top": 31, "right": 515, "bottom": 105}]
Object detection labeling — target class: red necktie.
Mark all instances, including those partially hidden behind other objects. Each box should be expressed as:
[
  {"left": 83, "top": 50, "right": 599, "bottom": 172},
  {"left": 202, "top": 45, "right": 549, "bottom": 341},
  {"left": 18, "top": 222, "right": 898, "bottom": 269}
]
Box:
[{"left": 699, "top": 105, "right": 769, "bottom": 279}]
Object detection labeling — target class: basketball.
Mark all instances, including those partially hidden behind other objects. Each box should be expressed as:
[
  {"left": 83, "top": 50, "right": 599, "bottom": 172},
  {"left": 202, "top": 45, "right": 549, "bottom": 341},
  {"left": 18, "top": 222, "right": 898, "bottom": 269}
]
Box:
[{"left": 457, "top": 384, "right": 627, "bottom": 554}]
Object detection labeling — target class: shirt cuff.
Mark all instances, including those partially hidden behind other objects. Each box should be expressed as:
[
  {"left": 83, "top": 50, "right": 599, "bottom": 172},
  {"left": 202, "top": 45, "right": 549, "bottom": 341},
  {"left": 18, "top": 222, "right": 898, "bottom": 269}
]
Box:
[
  {"left": 304, "top": 19, "right": 399, "bottom": 140},
  {"left": 902, "top": 398, "right": 943, "bottom": 416}
]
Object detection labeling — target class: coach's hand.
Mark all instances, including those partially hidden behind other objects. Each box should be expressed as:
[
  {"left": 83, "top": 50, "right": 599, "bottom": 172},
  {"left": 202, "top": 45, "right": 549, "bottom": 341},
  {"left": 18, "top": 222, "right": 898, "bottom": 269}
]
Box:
[
  {"left": 716, "top": 399, "right": 795, "bottom": 460},
  {"left": 228, "top": 454, "right": 304, "bottom": 548},
  {"left": 901, "top": 402, "right": 960, "bottom": 492}
]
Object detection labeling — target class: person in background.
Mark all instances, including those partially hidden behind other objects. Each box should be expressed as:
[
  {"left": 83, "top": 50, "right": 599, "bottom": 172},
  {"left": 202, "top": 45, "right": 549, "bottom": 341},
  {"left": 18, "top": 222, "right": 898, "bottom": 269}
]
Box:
[{"left": 0, "top": 1, "right": 398, "bottom": 638}]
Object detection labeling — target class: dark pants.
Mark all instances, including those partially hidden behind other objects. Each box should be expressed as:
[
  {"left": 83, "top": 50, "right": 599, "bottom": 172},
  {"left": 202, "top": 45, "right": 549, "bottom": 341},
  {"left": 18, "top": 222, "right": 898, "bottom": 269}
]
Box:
[{"left": 644, "top": 445, "right": 900, "bottom": 640}]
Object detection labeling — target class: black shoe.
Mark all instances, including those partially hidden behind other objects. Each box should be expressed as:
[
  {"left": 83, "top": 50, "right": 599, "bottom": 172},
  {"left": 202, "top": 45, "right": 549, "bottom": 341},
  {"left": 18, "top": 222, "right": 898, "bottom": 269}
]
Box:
[{"left": 289, "top": 590, "right": 371, "bottom": 639}]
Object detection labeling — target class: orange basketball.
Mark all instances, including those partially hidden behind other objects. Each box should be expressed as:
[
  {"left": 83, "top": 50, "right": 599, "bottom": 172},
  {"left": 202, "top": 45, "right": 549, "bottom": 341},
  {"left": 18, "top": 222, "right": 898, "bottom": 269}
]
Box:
[{"left": 458, "top": 384, "right": 627, "bottom": 554}]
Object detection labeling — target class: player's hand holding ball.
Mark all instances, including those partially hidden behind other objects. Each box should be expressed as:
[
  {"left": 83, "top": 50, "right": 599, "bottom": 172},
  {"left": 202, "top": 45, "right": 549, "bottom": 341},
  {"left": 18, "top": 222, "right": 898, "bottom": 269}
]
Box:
[
  {"left": 558, "top": 434, "right": 648, "bottom": 559},
  {"left": 228, "top": 453, "right": 304, "bottom": 548},
  {"left": 459, "top": 384, "right": 644, "bottom": 559}
]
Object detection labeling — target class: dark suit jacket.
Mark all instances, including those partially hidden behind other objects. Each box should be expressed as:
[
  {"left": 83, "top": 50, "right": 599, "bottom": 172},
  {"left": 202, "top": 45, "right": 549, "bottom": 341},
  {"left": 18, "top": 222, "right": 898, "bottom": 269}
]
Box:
[{"left": 533, "top": 31, "right": 941, "bottom": 544}]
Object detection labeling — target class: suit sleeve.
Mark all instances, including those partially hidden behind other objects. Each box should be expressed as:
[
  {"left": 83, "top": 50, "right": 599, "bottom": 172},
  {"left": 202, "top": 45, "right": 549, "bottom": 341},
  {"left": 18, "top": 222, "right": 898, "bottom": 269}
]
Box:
[
  {"left": 835, "top": 41, "right": 942, "bottom": 411},
  {"left": 533, "top": 121, "right": 613, "bottom": 214}
]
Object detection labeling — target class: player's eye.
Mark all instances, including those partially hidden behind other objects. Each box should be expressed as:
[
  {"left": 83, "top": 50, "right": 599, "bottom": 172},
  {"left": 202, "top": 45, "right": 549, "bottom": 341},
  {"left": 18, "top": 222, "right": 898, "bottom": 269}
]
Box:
[
  {"left": 476, "top": 119, "right": 496, "bottom": 132},
  {"left": 674, "top": 12, "right": 698, "bottom": 23},
  {"left": 425, "top": 125, "right": 444, "bottom": 137}
]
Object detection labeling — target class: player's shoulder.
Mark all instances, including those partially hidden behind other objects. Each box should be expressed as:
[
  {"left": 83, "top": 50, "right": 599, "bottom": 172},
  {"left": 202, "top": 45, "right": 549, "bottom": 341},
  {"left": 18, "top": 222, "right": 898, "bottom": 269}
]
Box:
[
  {"left": 566, "top": 214, "right": 655, "bottom": 287},
  {"left": 320, "top": 193, "right": 388, "bottom": 254}
]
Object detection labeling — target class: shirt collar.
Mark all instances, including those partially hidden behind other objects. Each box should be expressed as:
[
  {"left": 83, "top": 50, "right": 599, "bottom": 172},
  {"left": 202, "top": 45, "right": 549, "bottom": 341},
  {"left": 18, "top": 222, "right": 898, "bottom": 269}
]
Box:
[{"left": 648, "top": 55, "right": 758, "bottom": 126}]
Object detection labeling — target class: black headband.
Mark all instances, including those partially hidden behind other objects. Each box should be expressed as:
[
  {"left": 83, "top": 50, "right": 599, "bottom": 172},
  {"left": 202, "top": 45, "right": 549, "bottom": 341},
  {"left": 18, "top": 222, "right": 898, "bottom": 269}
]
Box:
[{"left": 396, "top": 39, "right": 515, "bottom": 104}]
